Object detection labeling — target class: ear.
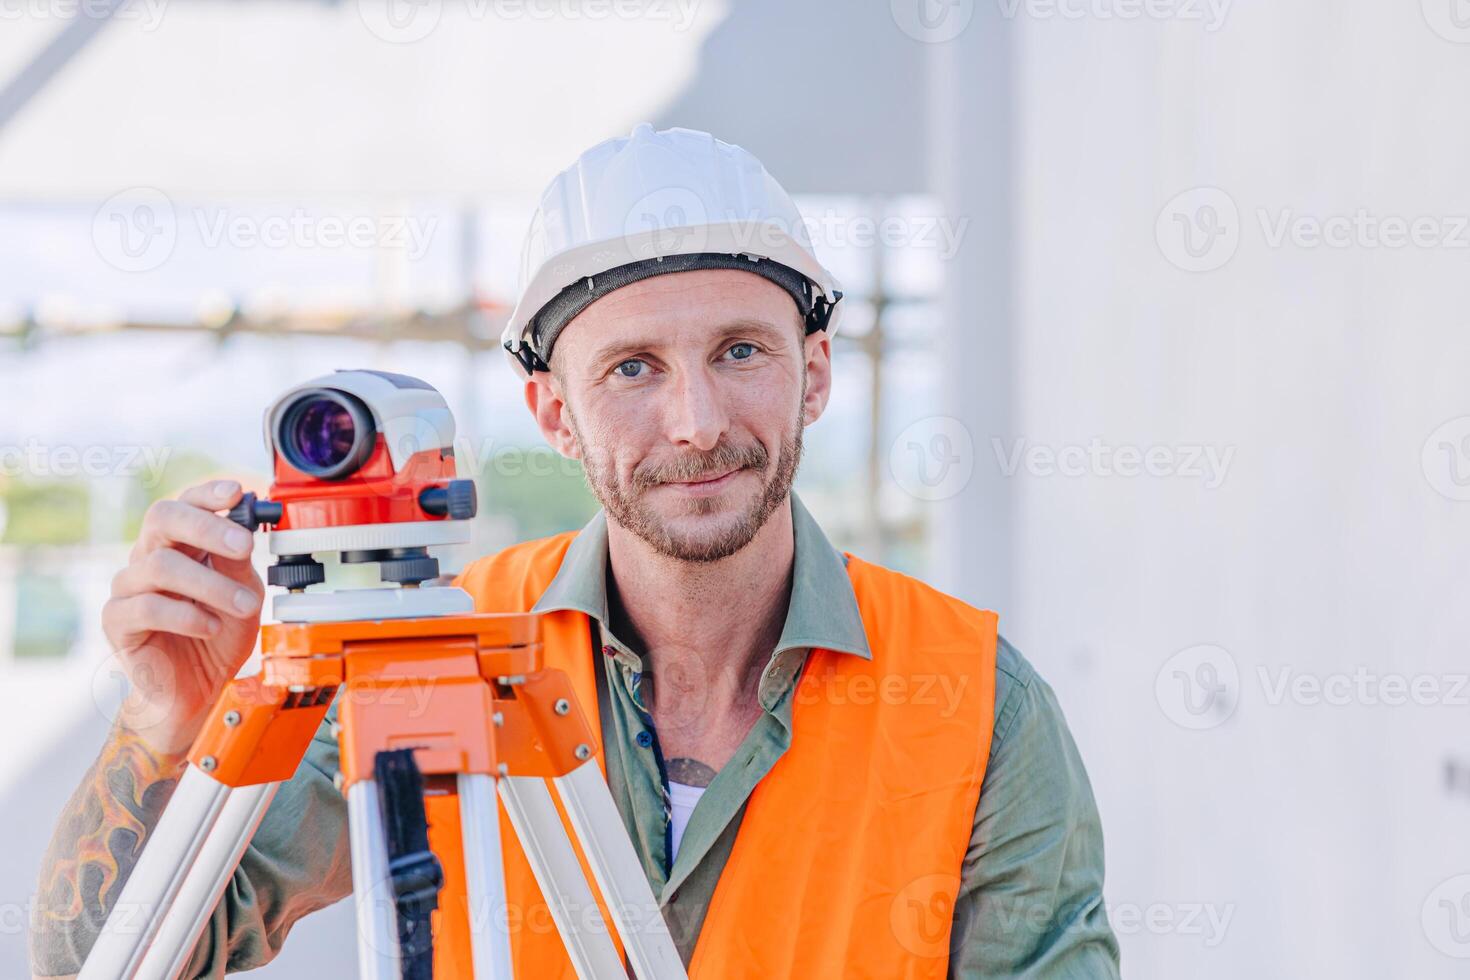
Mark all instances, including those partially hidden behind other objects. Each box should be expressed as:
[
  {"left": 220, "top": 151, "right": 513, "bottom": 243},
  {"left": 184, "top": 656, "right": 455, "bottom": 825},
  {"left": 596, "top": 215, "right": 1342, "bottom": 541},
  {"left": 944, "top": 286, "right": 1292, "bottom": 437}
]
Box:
[
  {"left": 524, "top": 368, "right": 581, "bottom": 459},
  {"left": 800, "top": 329, "right": 834, "bottom": 426}
]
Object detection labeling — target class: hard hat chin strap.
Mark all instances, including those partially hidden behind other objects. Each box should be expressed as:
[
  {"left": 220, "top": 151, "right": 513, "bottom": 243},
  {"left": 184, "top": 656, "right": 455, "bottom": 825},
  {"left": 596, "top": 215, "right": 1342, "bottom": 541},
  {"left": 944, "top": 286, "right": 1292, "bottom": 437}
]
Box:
[{"left": 505, "top": 252, "right": 843, "bottom": 377}]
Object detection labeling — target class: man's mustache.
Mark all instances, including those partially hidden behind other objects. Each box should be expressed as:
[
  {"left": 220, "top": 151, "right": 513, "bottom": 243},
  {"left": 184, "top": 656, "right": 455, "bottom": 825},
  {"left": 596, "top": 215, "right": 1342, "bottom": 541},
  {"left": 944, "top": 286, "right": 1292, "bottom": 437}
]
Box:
[{"left": 632, "top": 440, "right": 768, "bottom": 489}]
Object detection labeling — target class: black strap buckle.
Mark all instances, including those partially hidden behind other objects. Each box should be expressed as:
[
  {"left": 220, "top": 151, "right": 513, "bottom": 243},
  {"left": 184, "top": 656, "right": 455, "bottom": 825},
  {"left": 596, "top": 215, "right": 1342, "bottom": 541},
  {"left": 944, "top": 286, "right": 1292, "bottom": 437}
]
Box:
[
  {"left": 504, "top": 335, "right": 550, "bottom": 375},
  {"left": 806, "top": 289, "right": 843, "bottom": 335},
  {"left": 388, "top": 850, "right": 444, "bottom": 917}
]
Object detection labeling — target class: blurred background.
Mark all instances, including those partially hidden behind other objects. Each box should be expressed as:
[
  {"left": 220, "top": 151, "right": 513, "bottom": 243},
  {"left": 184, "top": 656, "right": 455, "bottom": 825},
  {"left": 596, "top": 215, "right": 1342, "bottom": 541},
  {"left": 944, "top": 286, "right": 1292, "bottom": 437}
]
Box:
[{"left": 1, "top": 0, "right": 1466, "bottom": 976}]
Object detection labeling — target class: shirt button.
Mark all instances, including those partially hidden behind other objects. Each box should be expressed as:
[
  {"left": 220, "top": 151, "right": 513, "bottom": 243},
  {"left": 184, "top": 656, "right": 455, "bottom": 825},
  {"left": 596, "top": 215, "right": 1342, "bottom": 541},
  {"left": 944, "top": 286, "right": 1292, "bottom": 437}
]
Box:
[
  {"left": 601, "top": 645, "right": 615, "bottom": 656},
  {"left": 635, "top": 730, "right": 653, "bottom": 748}
]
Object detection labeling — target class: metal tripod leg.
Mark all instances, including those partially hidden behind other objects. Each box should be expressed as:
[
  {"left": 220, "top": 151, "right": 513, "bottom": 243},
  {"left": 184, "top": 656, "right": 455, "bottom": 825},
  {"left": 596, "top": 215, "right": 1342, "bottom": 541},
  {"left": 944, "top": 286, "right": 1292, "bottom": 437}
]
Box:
[
  {"left": 497, "top": 775, "right": 626, "bottom": 979},
  {"left": 499, "top": 768, "right": 687, "bottom": 980},
  {"left": 552, "top": 761, "right": 685, "bottom": 980},
  {"left": 347, "top": 779, "right": 401, "bottom": 980},
  {"left": 459, "top": 773, "right": 514, "bottom": 979},
  {"left": 135, "top": 779, "right": 278, "bottom": 979},
  {"left": 78, "top": 766, "right": 279, "bottom": 980}
]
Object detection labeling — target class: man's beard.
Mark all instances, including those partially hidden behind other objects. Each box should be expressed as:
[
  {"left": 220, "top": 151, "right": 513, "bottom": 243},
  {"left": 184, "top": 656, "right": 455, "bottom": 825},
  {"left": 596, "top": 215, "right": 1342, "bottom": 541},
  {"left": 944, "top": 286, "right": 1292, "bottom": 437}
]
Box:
[{"left": 570, "top": 398, "right": 805, "bottom": 564}]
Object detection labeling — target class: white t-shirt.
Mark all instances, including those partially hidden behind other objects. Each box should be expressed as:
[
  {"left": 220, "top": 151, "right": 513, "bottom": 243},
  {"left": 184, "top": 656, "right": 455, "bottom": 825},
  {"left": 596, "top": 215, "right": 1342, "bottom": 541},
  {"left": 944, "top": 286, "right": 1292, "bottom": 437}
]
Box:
[{"left": 668, "top": 780, "right": 707, "bottom": 860}]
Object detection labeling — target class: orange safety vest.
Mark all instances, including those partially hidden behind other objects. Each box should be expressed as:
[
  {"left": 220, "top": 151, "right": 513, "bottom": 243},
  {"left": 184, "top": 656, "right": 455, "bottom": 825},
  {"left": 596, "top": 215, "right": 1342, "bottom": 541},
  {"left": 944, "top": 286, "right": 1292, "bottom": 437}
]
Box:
[{"left": 453, "top": 529, "right": 998, "bottom": 979}]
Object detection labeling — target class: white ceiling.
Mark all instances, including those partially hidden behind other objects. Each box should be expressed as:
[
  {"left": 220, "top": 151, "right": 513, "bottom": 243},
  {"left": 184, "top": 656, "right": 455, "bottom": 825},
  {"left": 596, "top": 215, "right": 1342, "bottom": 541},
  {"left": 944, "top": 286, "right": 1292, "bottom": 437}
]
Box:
[{"left": 0, "top": 0, "right": 729, "bottom": 198}]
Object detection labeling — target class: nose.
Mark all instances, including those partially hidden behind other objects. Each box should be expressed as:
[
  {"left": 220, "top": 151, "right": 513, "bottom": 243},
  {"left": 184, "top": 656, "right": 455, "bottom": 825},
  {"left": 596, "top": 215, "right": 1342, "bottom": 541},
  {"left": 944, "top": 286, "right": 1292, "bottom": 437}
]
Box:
[{"left": 663, "top": 365, "right": 729, "bottom": 452}]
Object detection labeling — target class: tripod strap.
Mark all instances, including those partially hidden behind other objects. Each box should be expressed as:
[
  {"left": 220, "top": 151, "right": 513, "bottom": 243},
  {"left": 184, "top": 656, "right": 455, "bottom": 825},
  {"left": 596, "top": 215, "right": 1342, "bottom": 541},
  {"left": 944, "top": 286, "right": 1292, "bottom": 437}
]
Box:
[{"left": 374, "top": 749, "right": 444, "bottom": 980}]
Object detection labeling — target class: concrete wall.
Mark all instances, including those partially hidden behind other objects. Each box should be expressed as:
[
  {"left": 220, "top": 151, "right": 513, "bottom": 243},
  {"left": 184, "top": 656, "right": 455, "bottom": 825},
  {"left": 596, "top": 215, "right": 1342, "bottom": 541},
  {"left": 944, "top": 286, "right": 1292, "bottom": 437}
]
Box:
[{"left": 932, "top": 1, "right": 1470, "bottom": 974}]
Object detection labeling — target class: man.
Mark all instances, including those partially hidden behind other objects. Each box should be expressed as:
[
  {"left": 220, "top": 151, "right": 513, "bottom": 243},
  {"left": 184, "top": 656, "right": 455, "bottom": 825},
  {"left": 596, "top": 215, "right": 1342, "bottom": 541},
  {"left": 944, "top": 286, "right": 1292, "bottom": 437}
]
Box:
[{"left": 32, "top": 125, "right": 1120, "bottom": 978}]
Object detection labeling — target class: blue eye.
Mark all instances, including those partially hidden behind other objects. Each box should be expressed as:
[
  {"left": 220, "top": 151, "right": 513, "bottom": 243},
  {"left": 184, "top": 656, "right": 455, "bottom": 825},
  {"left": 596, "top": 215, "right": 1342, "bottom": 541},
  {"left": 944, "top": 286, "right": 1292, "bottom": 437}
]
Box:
[
  {"left": 616, "top": 360, "right": 645, "bottom": 378},
  {"left": 728, "top": 343, "right": 755, "bottom": 360}
]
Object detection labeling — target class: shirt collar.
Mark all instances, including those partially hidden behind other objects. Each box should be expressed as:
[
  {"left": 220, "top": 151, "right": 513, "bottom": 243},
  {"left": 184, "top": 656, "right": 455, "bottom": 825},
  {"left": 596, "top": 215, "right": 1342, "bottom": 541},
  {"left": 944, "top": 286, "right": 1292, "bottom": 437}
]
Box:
[{"left": 531, "top": 490, "right": 871, "bottom": 661}]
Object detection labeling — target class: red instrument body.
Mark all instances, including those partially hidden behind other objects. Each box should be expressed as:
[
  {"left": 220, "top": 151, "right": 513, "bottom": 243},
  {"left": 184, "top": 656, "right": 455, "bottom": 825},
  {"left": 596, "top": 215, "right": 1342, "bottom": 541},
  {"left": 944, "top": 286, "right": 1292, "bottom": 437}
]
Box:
[{"left": 268, "top": 435, "right": 457, "bottom": 531}]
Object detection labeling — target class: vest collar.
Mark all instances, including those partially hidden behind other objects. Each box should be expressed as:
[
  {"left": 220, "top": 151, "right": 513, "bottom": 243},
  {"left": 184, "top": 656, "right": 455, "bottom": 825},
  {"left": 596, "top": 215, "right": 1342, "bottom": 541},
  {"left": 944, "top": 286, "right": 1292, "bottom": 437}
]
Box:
[{"left": 531, "top": 491, "right": 872, "bottom": 661}]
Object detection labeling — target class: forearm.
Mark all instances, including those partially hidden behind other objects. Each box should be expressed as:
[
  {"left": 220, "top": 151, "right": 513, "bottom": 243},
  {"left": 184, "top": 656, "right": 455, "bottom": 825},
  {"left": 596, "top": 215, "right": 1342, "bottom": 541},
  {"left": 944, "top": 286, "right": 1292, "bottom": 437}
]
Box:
[{"left": 30, "top": 720, "right": 188, "bottom": 977}]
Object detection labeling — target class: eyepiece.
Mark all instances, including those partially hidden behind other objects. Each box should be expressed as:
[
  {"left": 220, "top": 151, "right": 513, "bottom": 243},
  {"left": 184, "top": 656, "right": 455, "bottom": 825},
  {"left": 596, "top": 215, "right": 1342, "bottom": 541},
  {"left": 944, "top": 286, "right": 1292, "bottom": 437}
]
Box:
[{"left": 276, "top": 388, "right": 376, "bottom": 480}]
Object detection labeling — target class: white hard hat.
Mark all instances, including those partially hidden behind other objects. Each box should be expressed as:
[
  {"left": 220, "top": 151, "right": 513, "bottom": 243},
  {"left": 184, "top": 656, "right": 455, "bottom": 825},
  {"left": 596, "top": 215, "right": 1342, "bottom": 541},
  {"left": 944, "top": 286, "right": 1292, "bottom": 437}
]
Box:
[{"left": 501, "top": 123, "right": 844, "bottom": 375}]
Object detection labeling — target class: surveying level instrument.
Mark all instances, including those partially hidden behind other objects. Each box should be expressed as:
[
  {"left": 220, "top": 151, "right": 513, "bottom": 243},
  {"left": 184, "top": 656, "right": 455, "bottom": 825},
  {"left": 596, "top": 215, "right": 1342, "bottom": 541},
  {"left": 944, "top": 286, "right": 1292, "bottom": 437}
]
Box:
[{"left": 79, "top": 370, "right": 687, "bottom": 980}]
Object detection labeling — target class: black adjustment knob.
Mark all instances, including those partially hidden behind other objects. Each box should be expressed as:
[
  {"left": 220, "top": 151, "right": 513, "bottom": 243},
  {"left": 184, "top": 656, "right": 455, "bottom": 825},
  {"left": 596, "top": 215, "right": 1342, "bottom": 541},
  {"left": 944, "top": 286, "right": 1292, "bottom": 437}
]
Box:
[
  {"left": 379, "top": 555, "right": 440, "bottom": 585},
  {"left": 229, "top": 492, "right": 284, "bottom": 531},
  {"left": 445, "top": 479, "right": 477, "bottom": 519},
  {"left": 268, "top": 555, "right": 325, "bottom": 589},
  {"left": 419, "top": 480, "right": 477, "bottom": 520}
]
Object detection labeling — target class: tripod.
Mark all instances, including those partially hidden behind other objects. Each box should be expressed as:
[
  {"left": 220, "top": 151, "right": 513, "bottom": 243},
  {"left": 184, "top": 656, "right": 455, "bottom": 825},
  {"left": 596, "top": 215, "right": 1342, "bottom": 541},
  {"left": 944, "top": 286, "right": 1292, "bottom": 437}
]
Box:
[{"left": 78, "top": 597, "right": 688, "bottom": 980}]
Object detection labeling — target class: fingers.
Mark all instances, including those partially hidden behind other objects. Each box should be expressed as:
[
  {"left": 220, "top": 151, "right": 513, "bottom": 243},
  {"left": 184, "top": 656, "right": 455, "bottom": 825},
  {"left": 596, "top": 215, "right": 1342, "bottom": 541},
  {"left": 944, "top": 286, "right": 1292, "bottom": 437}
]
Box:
[
  {"left": 103, "top": 592, "right": 222, "bottom": 650},
  {"left": 177, "top": 479, "right": 244, "bottom": 511},
  {"left": 133, "top": 482, "right": 253, "bottom": 565},
  {"left": 111, "top": 546, "right": 262, "bottom": 621}
]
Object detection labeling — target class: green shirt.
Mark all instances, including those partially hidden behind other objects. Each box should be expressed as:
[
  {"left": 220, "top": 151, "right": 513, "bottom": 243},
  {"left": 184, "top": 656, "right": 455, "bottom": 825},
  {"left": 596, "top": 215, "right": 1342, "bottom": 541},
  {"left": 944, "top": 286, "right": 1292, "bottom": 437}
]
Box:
[{"left": 180, "top": 494, "right": 1120, "bottom": 978}]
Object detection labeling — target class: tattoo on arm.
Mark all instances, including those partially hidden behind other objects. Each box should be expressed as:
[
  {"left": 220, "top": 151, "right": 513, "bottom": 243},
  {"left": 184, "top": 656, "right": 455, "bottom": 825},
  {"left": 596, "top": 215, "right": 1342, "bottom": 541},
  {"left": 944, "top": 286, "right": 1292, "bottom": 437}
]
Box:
[
  {"left": 30, "top": 723, "right": 187, "bottom": 976},
  {"left": 666, "top": 757, "right": 717, "bottom": 788}
]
